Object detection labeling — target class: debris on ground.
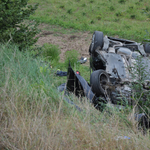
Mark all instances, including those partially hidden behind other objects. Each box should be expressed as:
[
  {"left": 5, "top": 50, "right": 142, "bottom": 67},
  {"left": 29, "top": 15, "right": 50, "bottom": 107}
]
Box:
[
  {"left": 77, "top": 57, "right": 87, "bottom": 64},
  {"left": 56, "top": 70, "right": 67, "bottom": 76}
]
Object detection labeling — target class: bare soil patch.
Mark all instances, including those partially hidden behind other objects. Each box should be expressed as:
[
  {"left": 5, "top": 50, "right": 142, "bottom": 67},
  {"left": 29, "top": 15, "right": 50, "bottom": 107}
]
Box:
[{"left": 36, "top": 24, "right": 92, "bottom": 61}]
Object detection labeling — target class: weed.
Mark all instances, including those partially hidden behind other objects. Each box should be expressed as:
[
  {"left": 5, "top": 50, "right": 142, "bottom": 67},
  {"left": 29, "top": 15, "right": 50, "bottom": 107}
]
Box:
[
  {"left": 124, "top": 24, "right": 131, "bottom": 29},
  {"left": 64, "top": 49, "right": 79, "bottom": 68},
  {"left": 67, "top": 9, "right": 72, "bottom": 14},
  {"left": 135, "top": 2, "right": 140, "bottom": 5},
  {"left": 109, "top": 6, "right": 115, "bottom": 11},
  {"left": 62, "top": 15, "right": 67, "bottom": 19},
  {"left": 82, "top": 12, "right": 86, "bottom": 16},
  {"left": 114, "top": 18, "right": 120, "bottom": 22},
  {"left": 145, "top": 6, "right": 150, "bottom": 12},
  {"left": 142, "top": 6, "right": 150, "bottom": 18},
  {"left": 129, "top": 56, "right": 150, "bottom": 114},
  {"left": 42, "top": 43, "right": 60, "bottom": 62},
  {"left": 81, "top": 3, "right": 86, "bottom": 7},
  {"left": 90, "top": 20, "right": 94, "bottom": 24},
  {"left": 115, "top": 12, "right": 123, "bottom": 17},
  {"left": 130, "top": 14, "right": 136, "bottom": 19},
  {"left": 129, "top": 6, "right": 134, "bottom": 10},
  {"left": 118, "top": 0, "right": 126, "bottom": 4},
  {"left": 147, "top": 13, "right": 150, "bottom": 18},
  {"left": 89, "top": 0, "right": 94, "bottom": 3},
  {"left": 96, "top": 15, "right": 101, "bottom": 20},
  {"left": 59, "top": 5, "right": 65, "bottom": 9}
]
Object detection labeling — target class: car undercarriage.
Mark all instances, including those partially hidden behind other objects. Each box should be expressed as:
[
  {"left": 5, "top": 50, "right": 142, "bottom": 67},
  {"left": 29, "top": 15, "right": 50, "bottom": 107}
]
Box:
[
  {"left": 64, "top": 31, "right": 150, "bottom": 128},
  {"left": 89, "top": 31, "right": 150, "bottom": 105}
]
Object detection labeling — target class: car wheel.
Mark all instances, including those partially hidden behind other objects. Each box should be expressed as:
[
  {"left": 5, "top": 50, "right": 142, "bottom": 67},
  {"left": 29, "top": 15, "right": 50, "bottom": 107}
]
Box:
[
  {"left": 144, "top": 43, "right": 150, "bottom": 54},
  {"left": 90, "top": 31, "right": 104, "bottom": 54},
  {"left": 90, "top": 69, "right": 110, "bottom": 96}
]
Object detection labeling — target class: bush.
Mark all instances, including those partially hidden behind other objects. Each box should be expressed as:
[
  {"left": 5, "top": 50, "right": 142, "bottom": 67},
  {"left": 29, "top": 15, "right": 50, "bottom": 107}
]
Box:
[
  {"left": 42, "top": 43, "right": 60, "bottom": 62},
  {"left": 64, "top": 49, "right": 79, "bottom": 68},
  {"left": 130, "top": 56, "right": 150, "bottom": 114},
  {"left": 0, "top": 0, "right": 39, "bottom": 50}
]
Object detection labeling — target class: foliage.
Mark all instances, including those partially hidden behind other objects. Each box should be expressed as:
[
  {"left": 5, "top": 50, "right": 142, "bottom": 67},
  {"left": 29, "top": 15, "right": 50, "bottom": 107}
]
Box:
[
  {"left": 0, "top": 44, "right": 62, "bottom": 102},
  {"left": 42, "top": 43, "right": 60, "bottom": 62},
  {"left": 64, "top": 49, "right": 79, "bottom": 68},
  {"left": 130, "top": 56, "right": 150, "bottom": 114},
  {"left": 0, "top": 0, "right": 39, "bottom": 50},
  {"left": 30, "top": 44, "right": 90, "bottom": 81}
]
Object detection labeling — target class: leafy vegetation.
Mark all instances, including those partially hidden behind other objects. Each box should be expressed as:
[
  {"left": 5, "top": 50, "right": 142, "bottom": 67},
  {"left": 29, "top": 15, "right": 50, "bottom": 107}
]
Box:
[
  {"left": 42, "top": 43, "right": 60, "bottom": 61},
  {"left": 0, "top": 0, "right": 39, "bottom": 50},
  {"left": 130, "top": 56, "right": 150, "bottom": 114},
  {"left": 29, "top": 0, "right": 150, "bottom": 41},
  {"left": 31, "top": 43, "right": 90, "bottom": 81},
  {"left": 64, "top": 49, "right": 79, "bottom": 68}
]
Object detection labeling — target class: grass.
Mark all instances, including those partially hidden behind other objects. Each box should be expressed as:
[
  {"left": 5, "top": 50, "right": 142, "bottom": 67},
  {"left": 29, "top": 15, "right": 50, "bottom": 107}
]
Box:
[
  {"left": 1, "top": 44, "right": 150, "bottom": 149},
  {"left": 1, "top": 0, "right": 150, "bottom": 148},
  {"left": 31, "top": 43, "right": 91, "bottom": 82},
  {"left": 29, "top": 0, "right": 150, "bottom": 41}
]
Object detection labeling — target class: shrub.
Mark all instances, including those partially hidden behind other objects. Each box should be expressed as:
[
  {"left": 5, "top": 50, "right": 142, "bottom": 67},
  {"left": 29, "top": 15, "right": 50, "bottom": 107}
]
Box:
[
  {"left": 67, "top": 9, "right": 73, "bottom": 14},
  {"left": 118, "top": 0, "right": 126, "bottom": 4},
  {"left": 42, "top": 43, "right": 60, "bottom": 62},
  {"left": 0, "top": 0, "right": 39, "bottom": 50},
  {"left": 109, "top": 6, "right": 115, "bottom": 11},
  {"left": 65, "top": 49, "right": 79, "bottom": 68},
  {"left": 130, "top": 15, "right": 136, "bottom": 19},
  {"left": 89, "top": 0, "right": 94, "bottom": 3},
  {"left": 130, "top": 56, "right": 150, "bottom": 114},
  {"left": 115, "top": 12, "right": 123, "bottom": 17}
]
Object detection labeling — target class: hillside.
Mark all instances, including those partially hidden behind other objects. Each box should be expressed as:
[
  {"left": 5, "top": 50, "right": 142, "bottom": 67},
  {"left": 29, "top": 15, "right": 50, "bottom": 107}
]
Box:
[
  {"left": 29, "top": 0, "right": 150, "bottom": 41},
  {"left": 0, "top": 0, "right": 150, "bottom": 149},
  {"left": 0, "top": 44, "right": 150, "bottom": 149}
]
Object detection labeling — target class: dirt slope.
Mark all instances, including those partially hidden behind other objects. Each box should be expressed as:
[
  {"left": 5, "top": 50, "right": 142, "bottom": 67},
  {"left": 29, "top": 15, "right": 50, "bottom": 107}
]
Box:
[{"left": 36, "top": 24, "right": 92, "bottom": 61}]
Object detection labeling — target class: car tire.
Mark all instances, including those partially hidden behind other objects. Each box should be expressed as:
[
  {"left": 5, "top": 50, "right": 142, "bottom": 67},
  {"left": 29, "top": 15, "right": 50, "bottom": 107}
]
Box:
[
  {"left": 144, "top": 43, "right": 150, "bottom": 54},
  {"left": 90, "top": 31, "right": 104, "bottom": 54},
  {"left": 90, "top": 69, "right": 109, "bottom": 96}
]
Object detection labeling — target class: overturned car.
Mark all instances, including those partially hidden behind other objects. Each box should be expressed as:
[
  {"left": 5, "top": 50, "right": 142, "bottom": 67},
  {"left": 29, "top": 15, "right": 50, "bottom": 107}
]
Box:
[
  {"left": 66, "top": 31, "right": 150, "bottom": 108},
  {"left": 64, "top": 31, "right": 150, "bottom": 128},
  {"left": 89, "top": 31, "right": 150, "bottom": 105}
]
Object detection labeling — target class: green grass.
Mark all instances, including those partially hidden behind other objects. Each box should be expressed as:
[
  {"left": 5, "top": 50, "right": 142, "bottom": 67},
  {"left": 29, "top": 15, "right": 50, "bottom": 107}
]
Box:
[
  {"left": 29, "top": 0, "right": 150, "bottom": 41},
  {"left": 31, "top": 43, "right": 91, "bottom": 82},
  {"left": 1, "top": 44, "right": 150, "bottom": 149},
  {"left": 1, "top": 0, "right": 150, "bottom": 148},
  {"left": 0, "top": 44, "right": 65, "bottom": 97}
]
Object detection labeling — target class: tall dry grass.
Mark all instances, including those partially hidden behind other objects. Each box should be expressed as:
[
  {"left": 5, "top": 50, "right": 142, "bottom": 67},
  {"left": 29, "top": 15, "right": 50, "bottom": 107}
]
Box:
[{"left": 0, "top": 44, "right": 150, "bottom": 150}]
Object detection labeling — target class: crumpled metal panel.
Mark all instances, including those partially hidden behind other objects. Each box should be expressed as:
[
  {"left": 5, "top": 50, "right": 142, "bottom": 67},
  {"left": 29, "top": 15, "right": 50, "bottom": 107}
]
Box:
[
  {"left": 100, "top": 51, "right": 127, "bottom": 79},
  {"left": 66, "top": 64, "right": 95, "bottom": 102}
]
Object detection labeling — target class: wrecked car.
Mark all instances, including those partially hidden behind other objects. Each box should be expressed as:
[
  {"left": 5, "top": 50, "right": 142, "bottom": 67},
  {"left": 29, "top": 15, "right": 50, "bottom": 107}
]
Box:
[
  {"left": 64, "top": 31, "right": 150, "bottom": 128},
  {"left": 89, "top": 31, "right": 150, "bottom": 105},
  {"left": 66, "top": 31, "right": 150, "bottom": 106}
]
